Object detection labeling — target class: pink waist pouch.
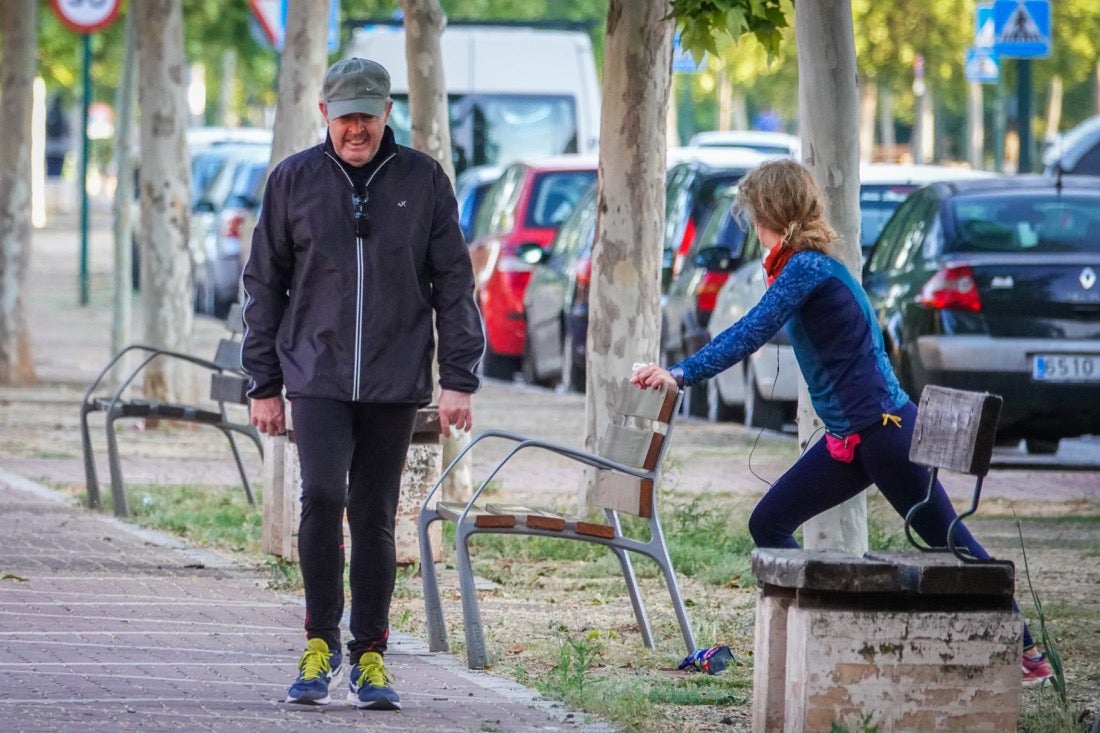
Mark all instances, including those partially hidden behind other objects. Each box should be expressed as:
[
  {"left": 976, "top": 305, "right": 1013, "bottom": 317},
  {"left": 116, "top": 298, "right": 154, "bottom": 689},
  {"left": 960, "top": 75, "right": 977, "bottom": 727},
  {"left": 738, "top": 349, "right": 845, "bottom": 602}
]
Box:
[{"left": 825, "top": 433, "right": 861, "bottom": 463}]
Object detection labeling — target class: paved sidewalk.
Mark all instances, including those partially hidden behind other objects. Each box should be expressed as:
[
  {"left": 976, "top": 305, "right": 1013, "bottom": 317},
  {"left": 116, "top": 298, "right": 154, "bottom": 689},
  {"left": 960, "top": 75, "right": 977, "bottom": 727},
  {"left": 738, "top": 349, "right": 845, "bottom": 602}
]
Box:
[
  {"left": 0, "top": 208, "right": 613, "bottom": 731},
  {"left": 0, "top": 468, "right": 608, "bottom": 733}
]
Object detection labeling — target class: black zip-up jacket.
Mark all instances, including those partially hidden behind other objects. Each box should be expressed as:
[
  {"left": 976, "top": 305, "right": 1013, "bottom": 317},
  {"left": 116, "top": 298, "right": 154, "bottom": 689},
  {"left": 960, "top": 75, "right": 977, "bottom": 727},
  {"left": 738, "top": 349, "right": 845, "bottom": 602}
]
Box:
[{"left": 241, "top": 128, "right": 484, "bottom": 404}]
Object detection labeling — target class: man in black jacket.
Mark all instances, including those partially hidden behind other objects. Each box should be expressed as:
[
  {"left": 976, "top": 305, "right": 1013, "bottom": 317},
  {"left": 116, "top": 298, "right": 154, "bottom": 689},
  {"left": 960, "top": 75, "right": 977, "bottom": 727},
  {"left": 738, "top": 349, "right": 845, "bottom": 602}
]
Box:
[{"left": 241, "top": 57, "right": 484, "bottom": 710}]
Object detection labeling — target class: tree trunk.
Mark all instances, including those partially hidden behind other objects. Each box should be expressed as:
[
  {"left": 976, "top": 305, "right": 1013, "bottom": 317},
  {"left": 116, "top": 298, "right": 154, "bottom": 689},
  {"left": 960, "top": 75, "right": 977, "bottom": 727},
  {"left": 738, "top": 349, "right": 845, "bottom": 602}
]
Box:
[
  {"left": 269, "top": 0, "right": 329, "bottom": 166},
  {"left": 1044, "top": 75, "right": 1062, "bottom": 144},
  {"left": 967, "top": 80, "right": 984, "bottom": 169},
  {"left": 401, "top": 0, "right": 455, "bottom": 182},
  {"left": 135, "top": 0, "right": 194, "bottom": 403},
  {"left": 858, "top": 81, "right": 876, "bottom": 162},
  {"left": 0, "top": 0, "right": 37, "bottom": 386},
  {"left": 110, "top": 8, "right": 137, "bottom": 386},
  {"left": 400, "top": 0, "right": 470, "bottom": 500},
  {"left": 878, "top": 87, "right": 896, "bottom": 162},
  {"left": 584, "top": 0, "right": 672, "bottom": 502},
  {"left": 795, "top": 1, "right": 867, "bottom": 554}
]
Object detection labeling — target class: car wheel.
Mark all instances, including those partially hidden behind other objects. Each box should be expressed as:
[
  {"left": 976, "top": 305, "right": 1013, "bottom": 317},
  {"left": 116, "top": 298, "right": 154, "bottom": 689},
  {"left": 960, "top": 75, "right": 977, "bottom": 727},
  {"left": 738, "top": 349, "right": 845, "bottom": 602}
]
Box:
[
  {"left": 483, "top": 348, "right": 520, "bottom": 381},
  {"left": 563, "top": 330, "right": 585, "bottom": 393},
  {"left": 685, "top": 380, "right": 708, "bottom": 418},
  {"left": 522, "top": 338, "right": 551, "bottom": 388},
  {"left": 1024, "top": 438, "right": 1059, "bottom": 455},
  {"left": 745, "top": 363, "right": 785, "bottom": 431},
  {"left": 707, "top": 378, "right": 742, "bottom": 423}
]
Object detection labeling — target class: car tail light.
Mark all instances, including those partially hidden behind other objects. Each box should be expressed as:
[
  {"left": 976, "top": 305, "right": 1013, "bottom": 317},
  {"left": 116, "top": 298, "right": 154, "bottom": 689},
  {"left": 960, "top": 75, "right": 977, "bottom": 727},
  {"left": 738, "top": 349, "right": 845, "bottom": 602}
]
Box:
[
  {"left": 917, "top": 265, "right": 981, "bottom": 311},
  {"left": 220, "top": 210, "right": 246, "bottom": 240},
  {"left": 696, "top": 271, "right": 729, "bottom": 316},
  {"left": 672, "top": 217, "right": 697, "bottom": 280},
  {"left": 573, "top": 256, "right": 591, "bottom": 307}
]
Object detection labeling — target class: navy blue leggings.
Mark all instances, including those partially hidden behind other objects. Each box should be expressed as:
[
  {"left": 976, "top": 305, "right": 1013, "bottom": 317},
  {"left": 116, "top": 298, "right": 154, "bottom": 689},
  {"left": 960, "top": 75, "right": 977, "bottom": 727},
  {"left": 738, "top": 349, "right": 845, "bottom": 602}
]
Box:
[
  {"left": 291, "top": 398, "right": 418, "bottom": 663},
  {"left": 748, "top": 400, "right": 1033, "bottom": 649}
]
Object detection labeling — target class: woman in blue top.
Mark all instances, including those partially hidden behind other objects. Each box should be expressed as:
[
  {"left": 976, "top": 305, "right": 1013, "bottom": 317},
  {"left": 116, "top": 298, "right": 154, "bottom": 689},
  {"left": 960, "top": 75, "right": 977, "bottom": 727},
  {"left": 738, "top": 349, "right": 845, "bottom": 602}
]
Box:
[{"left": 631, "top": 159, "right": 1052, "bottom": 686}]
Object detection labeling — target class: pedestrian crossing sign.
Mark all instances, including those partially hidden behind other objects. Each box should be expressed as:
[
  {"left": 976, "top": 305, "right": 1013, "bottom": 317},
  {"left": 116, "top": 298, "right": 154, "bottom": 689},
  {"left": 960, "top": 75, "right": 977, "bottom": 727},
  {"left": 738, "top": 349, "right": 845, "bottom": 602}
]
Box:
[{"left": 993, "top": 0, "right": 1051, "bottom": 58}]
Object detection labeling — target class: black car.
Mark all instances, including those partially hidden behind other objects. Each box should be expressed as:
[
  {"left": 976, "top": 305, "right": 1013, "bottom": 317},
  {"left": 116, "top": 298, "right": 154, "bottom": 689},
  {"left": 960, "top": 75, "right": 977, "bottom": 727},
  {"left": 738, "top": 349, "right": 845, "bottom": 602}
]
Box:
[
  {"left": 660, "top": 149, "right": 767, "bottom": 414},
  {"left": 863, "top": 174, "right": 1100, "bottom": 454},
  {"left": 521, "top": 184, "right": 598, "bottom": 391}
]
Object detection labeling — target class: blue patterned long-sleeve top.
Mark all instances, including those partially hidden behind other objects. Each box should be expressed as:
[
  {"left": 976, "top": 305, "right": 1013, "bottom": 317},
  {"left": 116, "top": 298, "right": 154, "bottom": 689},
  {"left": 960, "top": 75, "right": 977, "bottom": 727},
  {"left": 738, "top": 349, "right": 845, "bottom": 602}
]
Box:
[{"left": 674, "top": 251, "right": 909, "bottom": 436}]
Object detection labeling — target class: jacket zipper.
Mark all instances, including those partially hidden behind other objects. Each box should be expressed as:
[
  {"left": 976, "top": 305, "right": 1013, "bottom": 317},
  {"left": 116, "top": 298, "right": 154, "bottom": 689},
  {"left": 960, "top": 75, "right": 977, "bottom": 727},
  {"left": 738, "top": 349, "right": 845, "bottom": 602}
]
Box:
[{"left": 325, "top": 150, "right": 396, "bottom": 400}]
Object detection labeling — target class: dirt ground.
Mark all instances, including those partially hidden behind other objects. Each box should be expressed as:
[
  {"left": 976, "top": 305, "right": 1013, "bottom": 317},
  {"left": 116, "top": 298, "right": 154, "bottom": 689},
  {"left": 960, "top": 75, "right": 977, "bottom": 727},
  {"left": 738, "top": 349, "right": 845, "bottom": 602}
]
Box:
[{"left": 3, "top": 379, "right": 1098, "bottom": 732}]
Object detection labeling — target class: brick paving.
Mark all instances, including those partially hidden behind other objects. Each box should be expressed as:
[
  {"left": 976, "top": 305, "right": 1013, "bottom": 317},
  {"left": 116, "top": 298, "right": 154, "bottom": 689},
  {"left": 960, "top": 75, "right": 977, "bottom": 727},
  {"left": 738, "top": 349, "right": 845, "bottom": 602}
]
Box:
[{"left": 0, "top": 472, "right": 607, "bottom": 732}]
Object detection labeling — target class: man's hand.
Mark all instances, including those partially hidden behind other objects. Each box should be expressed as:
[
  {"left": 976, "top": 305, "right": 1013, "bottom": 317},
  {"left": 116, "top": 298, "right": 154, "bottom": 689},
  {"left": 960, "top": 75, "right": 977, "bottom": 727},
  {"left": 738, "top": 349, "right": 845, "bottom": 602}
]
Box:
[
  {"left": 250, "top": 395, "right": 286, "bottom": 436},
  {"left": 437, "top": 389, "right": 472, "bottom": 438}
]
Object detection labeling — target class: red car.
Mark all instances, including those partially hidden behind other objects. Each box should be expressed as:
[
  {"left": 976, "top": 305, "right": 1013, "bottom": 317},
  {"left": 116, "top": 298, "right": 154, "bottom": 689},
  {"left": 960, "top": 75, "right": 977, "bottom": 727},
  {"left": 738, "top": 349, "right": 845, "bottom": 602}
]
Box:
[{"left": 468, "top": 155, "right": 598, "bottom": 379}]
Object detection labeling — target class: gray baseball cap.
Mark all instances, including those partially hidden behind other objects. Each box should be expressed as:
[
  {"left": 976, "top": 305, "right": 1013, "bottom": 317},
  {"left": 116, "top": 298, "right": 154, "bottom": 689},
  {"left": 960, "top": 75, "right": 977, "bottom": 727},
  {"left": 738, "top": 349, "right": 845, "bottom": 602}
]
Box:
[{"left": 322, "top": 57, "right": 391, "bottom": 118}]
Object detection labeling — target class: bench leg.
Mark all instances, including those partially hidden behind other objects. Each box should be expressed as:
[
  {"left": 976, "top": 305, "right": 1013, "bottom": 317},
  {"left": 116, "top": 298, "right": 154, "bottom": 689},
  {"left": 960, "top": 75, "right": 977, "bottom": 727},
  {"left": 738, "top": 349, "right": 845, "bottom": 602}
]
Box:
[
  {"left": 105, "top": 414, "right": 130, "bottom": 518},
  {"left": 648, "top": 520, "right": 697, "bottom": 655},
  {"left": 217, "top": 426, "right": 256, "bottom": 506},
  {"left": 418, "top": 509, "right": 449, "bottom": 653},
  {"left": 455, "top": 522, "right": 490, "bottom": 669},
  {"left": 606, "top": 512, "right": 655, "bottom": 648},
  {"left": 79, "top": 404, "right": 102, "bottom": 509}
]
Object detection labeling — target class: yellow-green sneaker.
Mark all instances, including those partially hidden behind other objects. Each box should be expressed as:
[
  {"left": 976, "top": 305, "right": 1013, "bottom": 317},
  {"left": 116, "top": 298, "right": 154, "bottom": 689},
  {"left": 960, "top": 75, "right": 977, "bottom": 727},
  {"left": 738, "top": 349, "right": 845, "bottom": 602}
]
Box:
[
  {"left": 285, "top": 638, "right": 343, "bottom": 705},
  {"left": 347, "top": 651, "right": 401, "bottom": 710}
]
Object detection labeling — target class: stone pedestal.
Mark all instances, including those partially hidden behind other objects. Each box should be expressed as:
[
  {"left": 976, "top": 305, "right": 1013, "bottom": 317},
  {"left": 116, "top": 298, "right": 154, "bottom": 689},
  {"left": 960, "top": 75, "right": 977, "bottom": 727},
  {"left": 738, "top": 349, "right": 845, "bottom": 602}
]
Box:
[
  {"left": 261, "top": 408, "right": 442, "bottom": 566},
  {"left": 751, "top": 548, "right": 1021, "bottom": 733}
]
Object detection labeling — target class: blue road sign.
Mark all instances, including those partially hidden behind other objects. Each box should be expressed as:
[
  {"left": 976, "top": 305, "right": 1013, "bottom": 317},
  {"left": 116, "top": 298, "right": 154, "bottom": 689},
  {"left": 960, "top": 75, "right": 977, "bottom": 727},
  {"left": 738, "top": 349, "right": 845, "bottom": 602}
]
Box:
[
  {"left": 965, "top": 47, "right": 1000, "bottom": 83},
  {"left": 993, "top": 0, "right": 1051, "bottom": 59},
  {"left": 974, "top": 3, "right": 995, "bottom": 49}
]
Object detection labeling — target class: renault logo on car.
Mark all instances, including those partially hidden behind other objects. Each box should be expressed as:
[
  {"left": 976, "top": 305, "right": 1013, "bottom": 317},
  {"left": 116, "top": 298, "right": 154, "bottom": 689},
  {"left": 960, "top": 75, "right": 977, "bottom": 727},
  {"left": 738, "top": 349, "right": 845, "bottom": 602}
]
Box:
[{"left": 1081, "top": 267, "right": 1097, "bottom": 290}]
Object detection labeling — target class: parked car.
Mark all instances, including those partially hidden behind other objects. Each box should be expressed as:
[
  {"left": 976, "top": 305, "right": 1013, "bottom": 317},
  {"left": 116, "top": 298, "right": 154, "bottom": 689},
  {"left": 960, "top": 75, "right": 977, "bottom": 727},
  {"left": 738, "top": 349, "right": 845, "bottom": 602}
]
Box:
[
  {"left": 133, "top": 129, "right": 271, "bottom": 291},
  {"left": 857, "top": 163, "right": 997, "bottom": 262},
  {"left": 863, "top": 174, "right": 1100, "bottom": 454},
  {"left": 454, "top": 164, "right": 502, "bottom": 242},
  {"left": 190, "top": 144, "right": 271, "bottom": 317},
  {"left": 686, "top": 130, "right": 801, "bottom": 158},
  {"left": 660, "top": 148, "right": 771, "bottom": 413},
  {"left": 705, "top": 163, "right": 996, "bottom": 428},
  {"left": 705, "top": 228, "right": 800, "bottom": 430},
  {"left": 1043, "top": 114, "right": 1100, "bottom": 176},
  {"left": 521, "top": 184, "right": 598, "bottom": 391},
  {"left": 469, "top": 154, "right": 598, "bottom": 379}
]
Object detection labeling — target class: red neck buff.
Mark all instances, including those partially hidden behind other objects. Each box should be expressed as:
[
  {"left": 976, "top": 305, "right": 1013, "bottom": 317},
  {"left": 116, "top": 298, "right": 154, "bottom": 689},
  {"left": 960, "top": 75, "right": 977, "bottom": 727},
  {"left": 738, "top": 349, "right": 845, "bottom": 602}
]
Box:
[{"left": 763, "top": 245, "right": 795, "bottom": 285}]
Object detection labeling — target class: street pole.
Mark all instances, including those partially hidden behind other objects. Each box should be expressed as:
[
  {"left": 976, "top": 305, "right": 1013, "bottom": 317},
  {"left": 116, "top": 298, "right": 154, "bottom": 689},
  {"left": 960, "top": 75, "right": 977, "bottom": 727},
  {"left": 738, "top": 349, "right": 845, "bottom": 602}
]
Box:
[{"left": 79, "top": 33, "right": 91, "bottom": 306}]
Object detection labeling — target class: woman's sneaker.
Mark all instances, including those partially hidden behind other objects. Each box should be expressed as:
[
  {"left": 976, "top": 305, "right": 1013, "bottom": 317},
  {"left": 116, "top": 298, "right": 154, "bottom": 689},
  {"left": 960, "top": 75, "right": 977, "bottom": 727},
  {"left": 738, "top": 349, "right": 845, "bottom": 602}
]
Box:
[
  {"left": 286, "top": 638, "right": 343, "bottom": 704},
  {"left": 1022, "top": 652, "right": 1054, "bottom": 687},
  {"left": 347, "top": 651, "right": 401, "bottom": 710}
]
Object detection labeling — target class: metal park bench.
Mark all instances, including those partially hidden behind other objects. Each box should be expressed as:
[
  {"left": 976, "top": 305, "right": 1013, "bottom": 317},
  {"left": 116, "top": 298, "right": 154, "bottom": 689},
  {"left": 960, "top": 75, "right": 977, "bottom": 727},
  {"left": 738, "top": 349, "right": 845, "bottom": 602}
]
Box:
[
  {"left": 418, "top": 378, "right": 697, "bottom": 669},
  {"left": 79, "top": 304, "right": 261, "bottom": 517}
]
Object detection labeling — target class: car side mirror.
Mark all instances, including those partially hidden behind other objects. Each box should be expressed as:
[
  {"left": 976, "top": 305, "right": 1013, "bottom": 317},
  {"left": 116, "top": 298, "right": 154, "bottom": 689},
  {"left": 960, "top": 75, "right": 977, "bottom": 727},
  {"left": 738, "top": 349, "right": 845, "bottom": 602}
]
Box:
[
  {"left": 515, "top": 242, "right": 547, "bottom": 266},
  {"left": 694, "top": 245, "right": 735, "bottom": 271}
]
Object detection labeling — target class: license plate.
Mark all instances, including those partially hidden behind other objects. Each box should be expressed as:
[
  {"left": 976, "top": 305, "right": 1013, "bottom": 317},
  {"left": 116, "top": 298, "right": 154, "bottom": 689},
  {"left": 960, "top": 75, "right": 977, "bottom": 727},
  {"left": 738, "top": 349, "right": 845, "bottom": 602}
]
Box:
[{"left": 1032, "top": 354, "right": 1100, "bottom": 382}]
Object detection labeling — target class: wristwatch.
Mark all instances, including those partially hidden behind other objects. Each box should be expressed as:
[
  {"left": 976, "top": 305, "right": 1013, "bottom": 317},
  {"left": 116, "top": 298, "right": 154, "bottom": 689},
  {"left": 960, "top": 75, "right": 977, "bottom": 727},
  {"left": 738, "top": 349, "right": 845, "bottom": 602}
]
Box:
[{"left": 668, "top": 366, "right": 686, "bottom": 389}]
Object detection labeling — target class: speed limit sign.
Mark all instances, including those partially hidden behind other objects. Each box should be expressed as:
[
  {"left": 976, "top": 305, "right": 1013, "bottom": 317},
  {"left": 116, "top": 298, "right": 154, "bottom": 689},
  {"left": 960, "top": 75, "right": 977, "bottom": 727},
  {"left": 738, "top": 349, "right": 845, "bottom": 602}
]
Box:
[{"left": 51, "top": 0, "right": 121, "bottom": 34}]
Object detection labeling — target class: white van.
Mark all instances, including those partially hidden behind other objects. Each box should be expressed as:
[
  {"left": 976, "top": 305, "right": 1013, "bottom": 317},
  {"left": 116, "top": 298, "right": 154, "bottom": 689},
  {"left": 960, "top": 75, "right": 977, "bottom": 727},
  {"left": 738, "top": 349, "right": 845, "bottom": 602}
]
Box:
[{"left": 344, "top": 22, "right": 601, "bottom": 174}]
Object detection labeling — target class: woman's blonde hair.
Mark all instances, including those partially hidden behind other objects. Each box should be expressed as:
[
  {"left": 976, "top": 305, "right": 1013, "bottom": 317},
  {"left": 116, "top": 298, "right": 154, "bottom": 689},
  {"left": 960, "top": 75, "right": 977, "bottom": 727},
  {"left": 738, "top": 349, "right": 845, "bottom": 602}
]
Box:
[{"left": 734, "top": 158, "right": 837, "bottom": 254}]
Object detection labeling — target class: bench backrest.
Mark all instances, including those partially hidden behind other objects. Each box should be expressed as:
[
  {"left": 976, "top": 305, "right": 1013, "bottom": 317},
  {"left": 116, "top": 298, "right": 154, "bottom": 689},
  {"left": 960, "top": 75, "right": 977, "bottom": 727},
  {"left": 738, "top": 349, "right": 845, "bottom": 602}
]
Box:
[
  {"left": 909, "top": 385, "right": 1002, "bottom": 476},
  {"left": 208, "top": 303, "right": 250, "bottom": 405},
  {"left": 591, "top": 380, "right": 681, "bottom": 518}
]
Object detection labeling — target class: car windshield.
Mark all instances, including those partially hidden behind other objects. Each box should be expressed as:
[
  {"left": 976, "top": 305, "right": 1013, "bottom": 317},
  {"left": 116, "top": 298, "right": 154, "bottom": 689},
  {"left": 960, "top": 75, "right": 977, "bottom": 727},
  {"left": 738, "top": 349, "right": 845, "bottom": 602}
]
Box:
[
  {"left": 524, "top": 170, "right": 597, "bottom": 228},
  {"left": 860, "top": 184, "right": 919, "bottom": 247},
  {"left": 948, "top": 192, "right": 1100, "bottom": 254}
]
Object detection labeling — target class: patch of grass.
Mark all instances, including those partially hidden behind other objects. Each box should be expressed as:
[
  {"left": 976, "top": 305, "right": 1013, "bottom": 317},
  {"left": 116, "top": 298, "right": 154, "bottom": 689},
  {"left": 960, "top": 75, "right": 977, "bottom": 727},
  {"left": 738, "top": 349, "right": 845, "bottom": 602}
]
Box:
[{"left": 126, "top": 484, "right": 263, "bottom": 555}]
